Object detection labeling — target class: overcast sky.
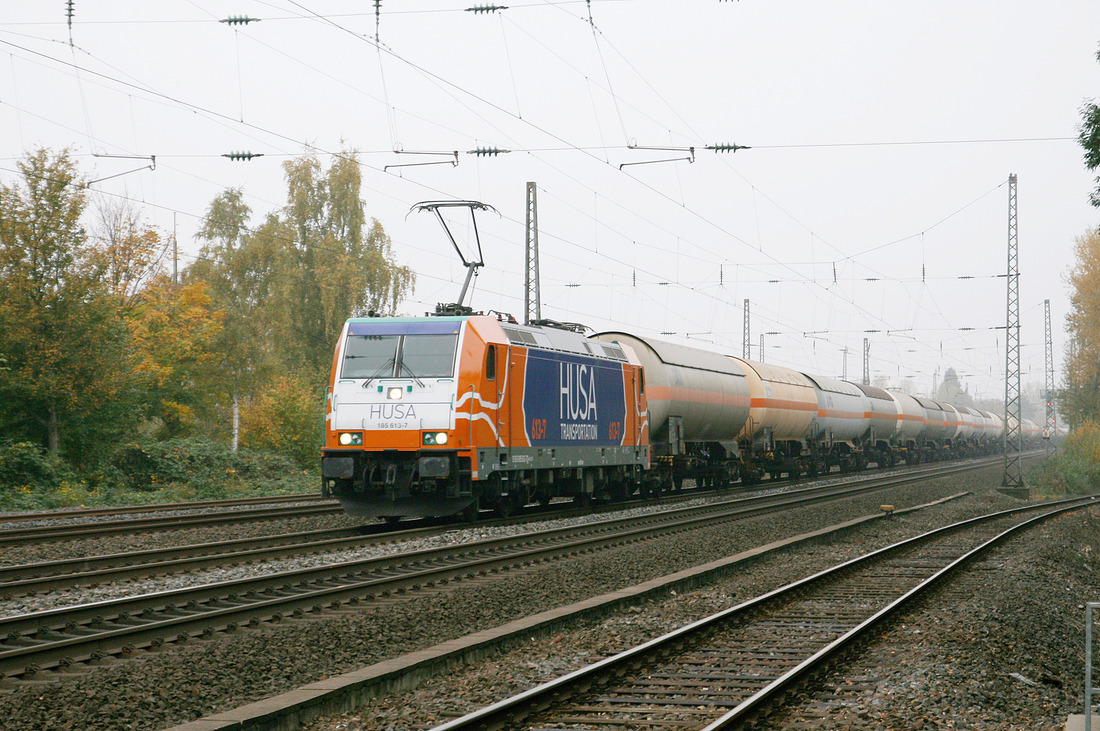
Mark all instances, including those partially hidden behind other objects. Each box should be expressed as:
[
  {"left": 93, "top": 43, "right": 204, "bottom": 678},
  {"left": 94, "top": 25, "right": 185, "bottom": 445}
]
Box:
[{"left": 2, "top": 1, "right": 1098, "bottom": 403}]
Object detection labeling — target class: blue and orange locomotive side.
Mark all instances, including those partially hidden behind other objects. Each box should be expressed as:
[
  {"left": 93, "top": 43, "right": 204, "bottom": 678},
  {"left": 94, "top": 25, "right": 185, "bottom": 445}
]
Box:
[{"left": 321, "top": 315, "right": 650, "bottom": 520}]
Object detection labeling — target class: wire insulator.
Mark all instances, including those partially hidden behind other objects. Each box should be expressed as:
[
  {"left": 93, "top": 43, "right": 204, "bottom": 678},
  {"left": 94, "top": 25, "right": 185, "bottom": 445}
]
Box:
[
  {"left": 706, "top": 143, "right": 752, "bottom": 153},
  {"left": 222, "top": 151, "right": 264, "bottom": 161},
  {"left": 467, "top": 147, "right": 510, "bottom": 157}
]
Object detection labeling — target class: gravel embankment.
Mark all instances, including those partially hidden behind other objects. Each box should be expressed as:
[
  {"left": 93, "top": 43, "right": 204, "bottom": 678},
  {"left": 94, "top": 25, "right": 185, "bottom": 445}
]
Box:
[{"left": 0, "top": 464, "right": 1090, "bottom": 730}]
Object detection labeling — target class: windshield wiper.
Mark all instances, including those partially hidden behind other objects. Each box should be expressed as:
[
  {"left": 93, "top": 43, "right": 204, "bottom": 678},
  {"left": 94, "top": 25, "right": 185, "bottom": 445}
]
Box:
[
  {"left": 362, "top": 357, "right": 395, "bottom": 387},
  {"left": 398, "top": 361, "right": 426, "bottom": 388}
]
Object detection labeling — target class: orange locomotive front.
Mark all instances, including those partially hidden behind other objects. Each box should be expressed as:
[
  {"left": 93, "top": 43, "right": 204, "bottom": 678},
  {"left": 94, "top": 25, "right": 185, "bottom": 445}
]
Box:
[{"left": 321, "top": 314, "right": 650, "bottom": 521}]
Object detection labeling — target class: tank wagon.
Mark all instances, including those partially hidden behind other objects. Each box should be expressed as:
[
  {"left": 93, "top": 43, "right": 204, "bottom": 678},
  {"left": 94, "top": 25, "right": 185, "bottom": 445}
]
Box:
[{"left": 324, "top": 315, "right": 1010, "bottom": 520}]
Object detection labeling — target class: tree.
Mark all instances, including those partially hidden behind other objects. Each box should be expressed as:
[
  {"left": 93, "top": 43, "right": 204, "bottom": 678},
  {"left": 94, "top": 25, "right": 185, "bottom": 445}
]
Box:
[
  {"left": 0, "top": 149, "right": 135, "bottom": 458},
  {"left": 186, "top": 150, "right": 415, "bottom": 462},
  {"left": 1080, "top": 44, "right": 1100, "bottom": 207},
  {"left": 1062, "top": 227, "right": 1100, "bottom": 427},
  {"left": 90, "top": 196, "right": 168, "bottom": 307},
  {"left": 128, "top": 276, "right": 224, "bottom": 437},
  {"left": 189, "top": 188, "right": 281, "bottom": 449},
  {"left": 276, "top": 149, "right": 414, "bottom": 376}
]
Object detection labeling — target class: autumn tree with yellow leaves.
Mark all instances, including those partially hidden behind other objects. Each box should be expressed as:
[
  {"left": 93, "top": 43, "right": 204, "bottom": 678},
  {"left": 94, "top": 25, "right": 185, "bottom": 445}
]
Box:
[
  {"left": 0, "top": 149, "right": 224, "bottom": 469},
  {"left": 0, "top": 146, "right": 414, "bottom": 485},
  {"left": 0, "top": 149, "right": 134, "bottom": 459},
  {"left": 1062, "top": 228, "right": 1100, "bottom": 427}
]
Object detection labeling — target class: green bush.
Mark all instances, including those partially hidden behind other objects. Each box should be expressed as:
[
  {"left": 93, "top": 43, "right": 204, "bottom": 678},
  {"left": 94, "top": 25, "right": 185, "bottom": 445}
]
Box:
[
  {"left": 1028, "top": 421, "right": 1100, "bottom": 495},
  {"left": 110, "top": 437, "right": 310, "bottom": 493},
  {"left": 239, "top": 375, "right": 323, "bottom": 470},
  {"left": 0, "top": 440, "right": 76, "bottom": 491}
]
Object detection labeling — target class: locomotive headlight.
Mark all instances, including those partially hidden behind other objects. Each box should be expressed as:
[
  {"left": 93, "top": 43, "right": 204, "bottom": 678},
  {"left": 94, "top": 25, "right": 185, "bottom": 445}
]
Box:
[
  {"left": 387, "top": 386, "right": 404, "bottom": 400},
  {"left": 422, "top": 432, "right": 449, "bottom": 446},
  {"left": 337, "top": 432, "right": 363, "bottom": 446}
]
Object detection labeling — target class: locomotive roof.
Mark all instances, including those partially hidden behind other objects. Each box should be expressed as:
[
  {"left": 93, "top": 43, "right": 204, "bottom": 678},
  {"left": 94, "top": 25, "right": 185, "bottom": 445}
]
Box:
[{"left": 496, "top": 321, "right": 629, "bottom": 361}]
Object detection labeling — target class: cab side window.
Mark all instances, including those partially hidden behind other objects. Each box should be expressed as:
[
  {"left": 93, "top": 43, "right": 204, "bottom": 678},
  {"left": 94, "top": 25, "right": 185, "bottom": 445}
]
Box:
[{"left": 486, "top": 345, "right": 496, "bottom": 381}]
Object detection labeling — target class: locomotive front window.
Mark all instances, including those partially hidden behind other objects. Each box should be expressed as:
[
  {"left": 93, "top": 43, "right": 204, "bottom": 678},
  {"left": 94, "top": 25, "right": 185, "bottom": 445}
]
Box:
[
  {"left": 400, "top": 334, "right": 458, "bottom": 378},
  {"left": 342, "top": 334, "right": 400, "bottom": 379},
  {"left": 341, "top": 332, "right": 457, "bottom": 379}
]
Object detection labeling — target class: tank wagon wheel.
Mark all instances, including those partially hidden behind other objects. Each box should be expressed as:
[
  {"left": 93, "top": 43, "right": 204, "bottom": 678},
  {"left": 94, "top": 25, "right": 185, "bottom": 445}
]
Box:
[
  {"left": 495, "top": 492, "right": 523, "bottom": 518},
  {"left": 460, "top": 498, "right": 480, "bottom": 523}
]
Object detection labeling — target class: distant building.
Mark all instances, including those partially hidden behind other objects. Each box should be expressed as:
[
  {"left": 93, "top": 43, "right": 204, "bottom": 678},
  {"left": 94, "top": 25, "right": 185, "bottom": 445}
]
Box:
[{"left": 936, "top": 368, "right": 973, "bottom": 407}]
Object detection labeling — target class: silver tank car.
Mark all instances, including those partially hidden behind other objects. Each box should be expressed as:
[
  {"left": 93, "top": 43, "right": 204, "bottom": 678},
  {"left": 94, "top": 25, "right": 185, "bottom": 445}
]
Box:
[
  {"left": 803, "top": 374, "right": 872, "bottom": 446},
  {"left": 591, "top": 332, "right": 751, "bottom": 449}
]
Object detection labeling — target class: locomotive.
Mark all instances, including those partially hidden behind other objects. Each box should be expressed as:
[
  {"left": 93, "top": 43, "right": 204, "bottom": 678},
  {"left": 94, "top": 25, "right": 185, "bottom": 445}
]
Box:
[{"left": 321, "top": 312, "right": 1032, "bottom": 521}]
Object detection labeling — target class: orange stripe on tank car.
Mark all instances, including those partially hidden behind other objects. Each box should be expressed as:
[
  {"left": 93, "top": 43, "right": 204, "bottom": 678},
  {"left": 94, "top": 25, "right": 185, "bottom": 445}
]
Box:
[
  {"left": 816, "top": 409, "right": 866, "bottom": 419},
  {"left": 648, "top": 385, "right": 751, "bottom": 407},
  {"left": 749, "top": 397, "right": 817, "bottom": 411},
  {"left": 864, "top": 412, "right": 897, "bottom": 420}
]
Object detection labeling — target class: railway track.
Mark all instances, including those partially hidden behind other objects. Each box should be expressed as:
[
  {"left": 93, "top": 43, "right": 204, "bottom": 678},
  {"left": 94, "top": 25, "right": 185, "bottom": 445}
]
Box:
[
  {"left": 0, "top": 500, "right": 346, "bottom": 546},
  {"left": 0, "top": 459, "right": 1001, "bottom": 685},
  {"left": 0, "top": 492, "right": 330, "bottom": 525},
  {"left": 0, "top": 460, "right": 992, "bottom": 599},
  {"left": 430, "top": 495, "right": 1098, "bottom": 731}
]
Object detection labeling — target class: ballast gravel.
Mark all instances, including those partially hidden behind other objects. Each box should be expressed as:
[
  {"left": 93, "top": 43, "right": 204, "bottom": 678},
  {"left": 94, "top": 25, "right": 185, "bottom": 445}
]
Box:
[{"left": 0, "top": 463, "right": 1092, "bottom": 731}]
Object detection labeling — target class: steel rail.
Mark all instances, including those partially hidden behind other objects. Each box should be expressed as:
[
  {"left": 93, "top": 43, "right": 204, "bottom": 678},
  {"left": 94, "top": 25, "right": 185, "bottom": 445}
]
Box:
[
  {"left": 0, "top": 460, "right": 999, "bottom": 682},
  {"left": 0, "top": 493, "right": 329, "bottom": 525},
  {"left": 430, "top": 495, "right": 1099, "bottom": 731},
  {"left": 0, "top": 459, "right": 996, "bottom": 597},
  {"left": 0, "top": 503, "right": 346, "bottom": 546}
]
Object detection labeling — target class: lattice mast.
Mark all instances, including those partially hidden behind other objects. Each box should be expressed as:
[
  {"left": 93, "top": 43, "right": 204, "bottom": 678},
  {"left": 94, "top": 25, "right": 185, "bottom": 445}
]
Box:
[
  {"left": 862, "top": 337, "right": 870, "bottom": 385},
  {"left": 1002, "top": 174, "right": 1024, "bottom": 488},
  {"left": 743, "top": 299, "right": 750, "bottom": 359},
  {"left": 1044, "top": 298, "right": 1056, "bottom": 452},
  {"left": 524, "top": 182, "right": 541, "bottom": 325}
]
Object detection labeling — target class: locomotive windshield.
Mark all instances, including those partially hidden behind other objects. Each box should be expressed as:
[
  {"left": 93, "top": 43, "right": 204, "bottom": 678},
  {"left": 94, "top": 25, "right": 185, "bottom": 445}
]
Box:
[{"left": 342, "top": 333, "right": 458, "bottom": 379}]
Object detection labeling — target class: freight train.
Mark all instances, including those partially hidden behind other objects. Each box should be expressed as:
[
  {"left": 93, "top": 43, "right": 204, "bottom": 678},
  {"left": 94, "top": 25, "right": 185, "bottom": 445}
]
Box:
[{"left": 321, "top": 312, "right": 1037, "bottom": 521}]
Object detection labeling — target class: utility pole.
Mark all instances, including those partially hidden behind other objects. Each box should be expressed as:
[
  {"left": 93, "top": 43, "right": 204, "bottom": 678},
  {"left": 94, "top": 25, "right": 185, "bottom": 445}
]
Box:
[
  {"left": 759, "top": 333, "right": 764, "bottom": 364},
  {"left": 1002, "top": 173, "right": 1025, "bottom": 493},
  {"left": 172, "top": 212, "right": 178, "bottom": 284},
  {"left": 743, "top": 299, "right": 750, "bottom": 359},
  {"left": 862, "top": 337, "right": 870, "bottom": 385},
  {"left": 1044, "top": 298, "right": 1056, "bottom": 454},
  {"left": 524, "top": 182, "right": 541, "bottom": 325},
  {"left": 842, "top": 347, "right": 848, "bottom": 381}
]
